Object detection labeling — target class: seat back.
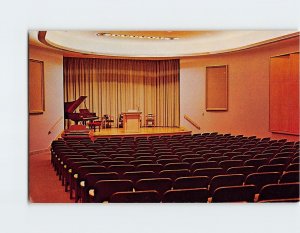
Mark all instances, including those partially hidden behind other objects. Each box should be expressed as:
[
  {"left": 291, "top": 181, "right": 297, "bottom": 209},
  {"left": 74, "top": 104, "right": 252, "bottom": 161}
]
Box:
[
  {"left": 129, "top": 160, "right": 154, "bottom": 167},
  {"left": 269, "top": 157, "right": 292, "bottom": 165},
  {"left": 193, "top": 168, "right": 225, "bottom": 180},
  {"left": 114, "top": 157, "right": 135, "bottom": 163},
  {"left": 110, "top": 190, "right": 160, "bottom": 203},
  {"left": 71, "top": 161, "right": 98, "bottom": 171},
  {"left": 191, "top": 161, "right": 219, "bottom": 171},
  {"left": 231, "top": 155, "right": 252, "bottom": 162},
  {"left": 110, "top": 153, "right": 131, "bottom": 158},
  {"left": 258, "top": 182, "right": 300, "bottom": 201},
  {"left": 157, "top": 158, "right": 180, "bottom": 166},
  {"left": 280, "top": 171, "right": 300, "bottom": 183},
  {"left": 122, "top": 171, "right": 157, "bottom": 184},
  {"left": 215, "top": 149, "right": 231, "bottom": 155},
  {"left": 212, "top": 185, "right": 256, "bottom": 202},
  {"left": 209, "top": 174, "right": 244, "bottom": 196},
  {"left": 84, "top": 172, "right": 119, "bottom": 189},
  {"left": 292, "top": 156, "right": 299, "bottom": 164},
  {"left": 202, "top": 152, "right": 222, "bottom": 160},
  {"left": 164, "top": 162, "right": 190, "bottom": 170},
  {"left": 159, "top": 169, "right": 190, "bottom": 181},
  {"left": 227, "top": 166, "right": 256, "bottom": 176},
  {"left": 245, "top": 172, "right": 281, "bottom": 193},
  {"left": 274, "top": 152, "right": 294, "bottom": 158},
  {"left": 77, "top": 165, "right": 107, "bottom": 179},
  {"left": 135, "top": 156, "right": 156, "bottom": 161},
  {"left": 173, "top": 176, "right": 209, "bottom": 189},
  {"left": 135, "top": 178, "right": 173, "bottom": 196},
  {"left": 64, "top": 157, "right": 87, "bottom": 165},
  {"left": 162, "top": 188, "right": 209, "bottom": 203},
  {"left": 93, "top": 180, "right": 133, "bottom": 202},
  {"left": 244, "top": 158, "right": 269, "bottom": 169},
  {"left": 136, "top": 164, "right": 164, "bottom": 173},
  {"left": 207, "top": 156, "right": 230, "bottom": 163},
  {"left": 219, "top": 160, "right": 244, "bottom": 170},
  {"left": 100, "top": 161, "right": 126, "bottom": 167},
  {"left": 286, "top": 163, "right": 300, "bottom": 171},
  {"left": 157, "top": 155, "right": 179, "bottom": 160},
  {"left": 257, "top": 164, "right": 285, "bottom": 173},
  {"left": 253, "top": 153, "right": 273, "bottom": 159},
  {"left": 182, "top": 157, "right": 205, "bottom": 164},
  {"left": 107, "top": 165, "right": 135, "bottom": 175}
]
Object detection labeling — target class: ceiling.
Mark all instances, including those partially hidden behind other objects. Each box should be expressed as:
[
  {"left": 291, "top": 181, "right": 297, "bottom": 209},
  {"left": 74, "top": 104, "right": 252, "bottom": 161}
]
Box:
[{"left": 29, "top": 30, "right": 299, "bottom": 58}]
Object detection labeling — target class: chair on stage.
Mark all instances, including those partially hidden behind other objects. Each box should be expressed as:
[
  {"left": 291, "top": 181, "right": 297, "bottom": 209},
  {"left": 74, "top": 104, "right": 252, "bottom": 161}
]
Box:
[
  {"left": 145, "top": 113, "right": 155, "bottom": 127},
  {"left": 103, "top": 114, "right": 114, "bottom": 128},
  {"left": 118, "top": 114, "right": 123, "bottom": 128}
]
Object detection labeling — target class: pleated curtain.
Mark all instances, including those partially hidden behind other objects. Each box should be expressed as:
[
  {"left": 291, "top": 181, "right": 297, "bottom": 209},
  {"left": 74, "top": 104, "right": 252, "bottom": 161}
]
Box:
[{"left": 63, "top": 57, "right": 180, "bottom": 127}]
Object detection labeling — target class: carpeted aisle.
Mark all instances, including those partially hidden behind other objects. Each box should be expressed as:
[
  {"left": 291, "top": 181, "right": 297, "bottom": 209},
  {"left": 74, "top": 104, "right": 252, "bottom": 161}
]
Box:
[{"left": 29, "top": 152, "right": 73, "bottom": 203}]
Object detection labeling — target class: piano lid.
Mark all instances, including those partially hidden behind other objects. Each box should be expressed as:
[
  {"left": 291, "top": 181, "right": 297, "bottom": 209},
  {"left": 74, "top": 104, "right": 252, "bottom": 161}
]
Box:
[{"left": 64, "top": 96, "right": 87, "bottom": 113}]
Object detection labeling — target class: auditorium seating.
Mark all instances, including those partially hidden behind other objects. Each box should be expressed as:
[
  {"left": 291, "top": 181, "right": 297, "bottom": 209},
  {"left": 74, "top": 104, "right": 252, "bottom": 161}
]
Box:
[
  {"left": 209, "top": 174, "right": 244, "bottom": 196},
  {"left": 135, "top": 178, "right": 173, "bottom": 197},
  {"left": 279, "top": 171, "right": 300, "bottom": 183},
  {"left": 50, "top": 133, "right": 300, "bottom": 203},
  {"left": 211, "top": 185, "right": 256, "bottom": 202},
  {"left": 91, "top": 180, "right": 133, "bottom": 203},
  {"left": 244, "top": 172, "right": 281, "bottom": 193},
  {"left": 257, "top": 183, "right": 300, "bottom": 202},
  {"left": 162, "top": 188, "right": 209, "bottom": 203},
  {"left": 110, "top": 190, "right": 161, "bottom": 203},
  {"left": 173, "top": 176, "right": 209, "bottom": 189}
]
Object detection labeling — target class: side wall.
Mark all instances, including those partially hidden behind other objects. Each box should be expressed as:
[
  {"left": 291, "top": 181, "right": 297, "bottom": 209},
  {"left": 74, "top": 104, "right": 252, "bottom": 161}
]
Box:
[
  {"left": 29, "top": 46, "right": 64, "bottom": 153},
  {"left": 180, "top": 36, "right": 299, "bottom": 141}
]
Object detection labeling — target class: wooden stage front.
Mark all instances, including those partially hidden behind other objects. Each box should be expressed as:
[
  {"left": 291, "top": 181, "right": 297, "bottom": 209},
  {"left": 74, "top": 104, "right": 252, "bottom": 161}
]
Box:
[{"left": 92, "top": 127, "right": 191, "bottom": 138}]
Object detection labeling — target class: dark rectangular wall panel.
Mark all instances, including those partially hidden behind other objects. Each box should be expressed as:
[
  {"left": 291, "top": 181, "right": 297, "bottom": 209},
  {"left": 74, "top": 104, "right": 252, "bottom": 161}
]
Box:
[
  {"left": 206, "top": 65, "right": 228, "bottom": 111},
  {"left": 269, "top": 53, "right": 299, "bottom": 135},
  {"left": 29, "top": 59, "right": 44, "bottom": 114}
]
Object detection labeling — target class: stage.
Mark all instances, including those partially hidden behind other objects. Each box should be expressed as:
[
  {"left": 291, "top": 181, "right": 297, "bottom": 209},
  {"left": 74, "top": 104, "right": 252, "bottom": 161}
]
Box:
[{"left": 92, "top": 127, "right": 191, "bottom": 138}]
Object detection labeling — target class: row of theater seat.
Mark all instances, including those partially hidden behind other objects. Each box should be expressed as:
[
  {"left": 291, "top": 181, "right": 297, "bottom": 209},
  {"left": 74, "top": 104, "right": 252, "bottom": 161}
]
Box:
[
  {"left": 57, "top": 154, "right": 299, "bottom": 202},
  {"left": 50, "top": 133, "right": 300, "bottom": 203},
  {"left": 85, "top": 172, "right": 300, "bottom": 203}
]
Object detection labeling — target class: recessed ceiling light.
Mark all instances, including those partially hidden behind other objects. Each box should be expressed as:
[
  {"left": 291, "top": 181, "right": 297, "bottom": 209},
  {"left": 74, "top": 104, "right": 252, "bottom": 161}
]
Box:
[{"left": 96, "top": 32, "right": 179, "bottom": 40}]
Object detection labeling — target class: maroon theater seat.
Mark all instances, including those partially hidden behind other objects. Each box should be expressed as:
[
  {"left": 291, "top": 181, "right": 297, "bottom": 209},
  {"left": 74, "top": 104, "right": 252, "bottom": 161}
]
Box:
[
  {"left": 92, "top": 180, "right": 133, "bottom": 202},
  {"left": 162, "top": 188, "right": 209, "bottom": 203},
  {"left": 244, "top": 172, "right": 281, "bottom": 193},
  {"left": 110, "top": 190, "right": 160, "bottom": 203},
  {"left": 135, "top": 178, "right": 173, "bottom": 197},
  {"left": 258, "top": 182, "right": 300, "bottom": 202},
  {"left": 209, "top": 174, "right": 244, "bottom": 196},
  {"left": 212, "top": 185, "right": 256, "bottom": 203},
  {"left": 173, "top": 176, "right": 209, "bottom": 189}
]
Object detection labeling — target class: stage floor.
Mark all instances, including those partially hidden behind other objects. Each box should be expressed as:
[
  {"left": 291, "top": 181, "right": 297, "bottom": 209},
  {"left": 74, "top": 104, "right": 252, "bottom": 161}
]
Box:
[{"left": 93, "top": 127, "right": 191, "bottom": 138}]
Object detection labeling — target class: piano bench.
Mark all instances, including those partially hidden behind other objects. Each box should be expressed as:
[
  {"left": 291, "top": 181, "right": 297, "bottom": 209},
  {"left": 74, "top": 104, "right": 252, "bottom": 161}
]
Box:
[{"left": 88, "top": 121, "right": 102, "bottom": 132}]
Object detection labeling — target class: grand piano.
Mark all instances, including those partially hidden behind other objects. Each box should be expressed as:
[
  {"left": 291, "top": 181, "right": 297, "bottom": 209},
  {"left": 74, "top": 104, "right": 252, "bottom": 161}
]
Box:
[{"left": 64, "top": 96, "right": 99, "bottom": 125}]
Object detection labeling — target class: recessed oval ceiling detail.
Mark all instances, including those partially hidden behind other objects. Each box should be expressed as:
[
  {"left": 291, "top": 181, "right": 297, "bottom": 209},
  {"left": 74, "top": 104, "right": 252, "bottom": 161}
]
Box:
[{"left": 34, "top": 30, "right": 298, "bottom": 58}]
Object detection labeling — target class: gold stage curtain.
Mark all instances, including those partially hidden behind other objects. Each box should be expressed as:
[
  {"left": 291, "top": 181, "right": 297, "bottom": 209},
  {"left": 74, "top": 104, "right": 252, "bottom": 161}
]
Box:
[{"left": 63, "top": 58, "right": 180, "bottom": 127}]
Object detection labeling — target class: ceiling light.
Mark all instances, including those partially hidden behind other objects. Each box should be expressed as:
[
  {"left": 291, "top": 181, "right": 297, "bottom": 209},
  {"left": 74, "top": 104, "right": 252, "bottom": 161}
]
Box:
[{"left": 96, "top": 32, "right": 179, "bottom": 40}]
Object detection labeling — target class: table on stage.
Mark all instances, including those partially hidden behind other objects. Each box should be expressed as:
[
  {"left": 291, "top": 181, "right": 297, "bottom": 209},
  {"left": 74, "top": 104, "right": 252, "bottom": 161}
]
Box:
[{"left": 123, "top": 111, "right": 142, "bottom": 133}]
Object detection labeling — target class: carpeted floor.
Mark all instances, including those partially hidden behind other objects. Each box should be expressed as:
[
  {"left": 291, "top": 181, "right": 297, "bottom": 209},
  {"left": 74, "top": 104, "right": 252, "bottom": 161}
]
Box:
[{"left": 29, "top": 152, "right": 73, "bottom": 203}]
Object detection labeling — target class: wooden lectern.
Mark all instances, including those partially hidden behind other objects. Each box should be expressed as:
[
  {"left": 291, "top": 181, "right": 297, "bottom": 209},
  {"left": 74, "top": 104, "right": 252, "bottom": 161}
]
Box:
[{"left": 123, "top": 112, "right": 142, "bottom": 133}]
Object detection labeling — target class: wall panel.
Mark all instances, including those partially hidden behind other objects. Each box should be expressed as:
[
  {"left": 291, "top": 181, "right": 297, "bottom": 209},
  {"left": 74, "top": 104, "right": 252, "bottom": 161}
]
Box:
[{"left": 270, "top": 52, "right": 299, "bottom": 135}]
